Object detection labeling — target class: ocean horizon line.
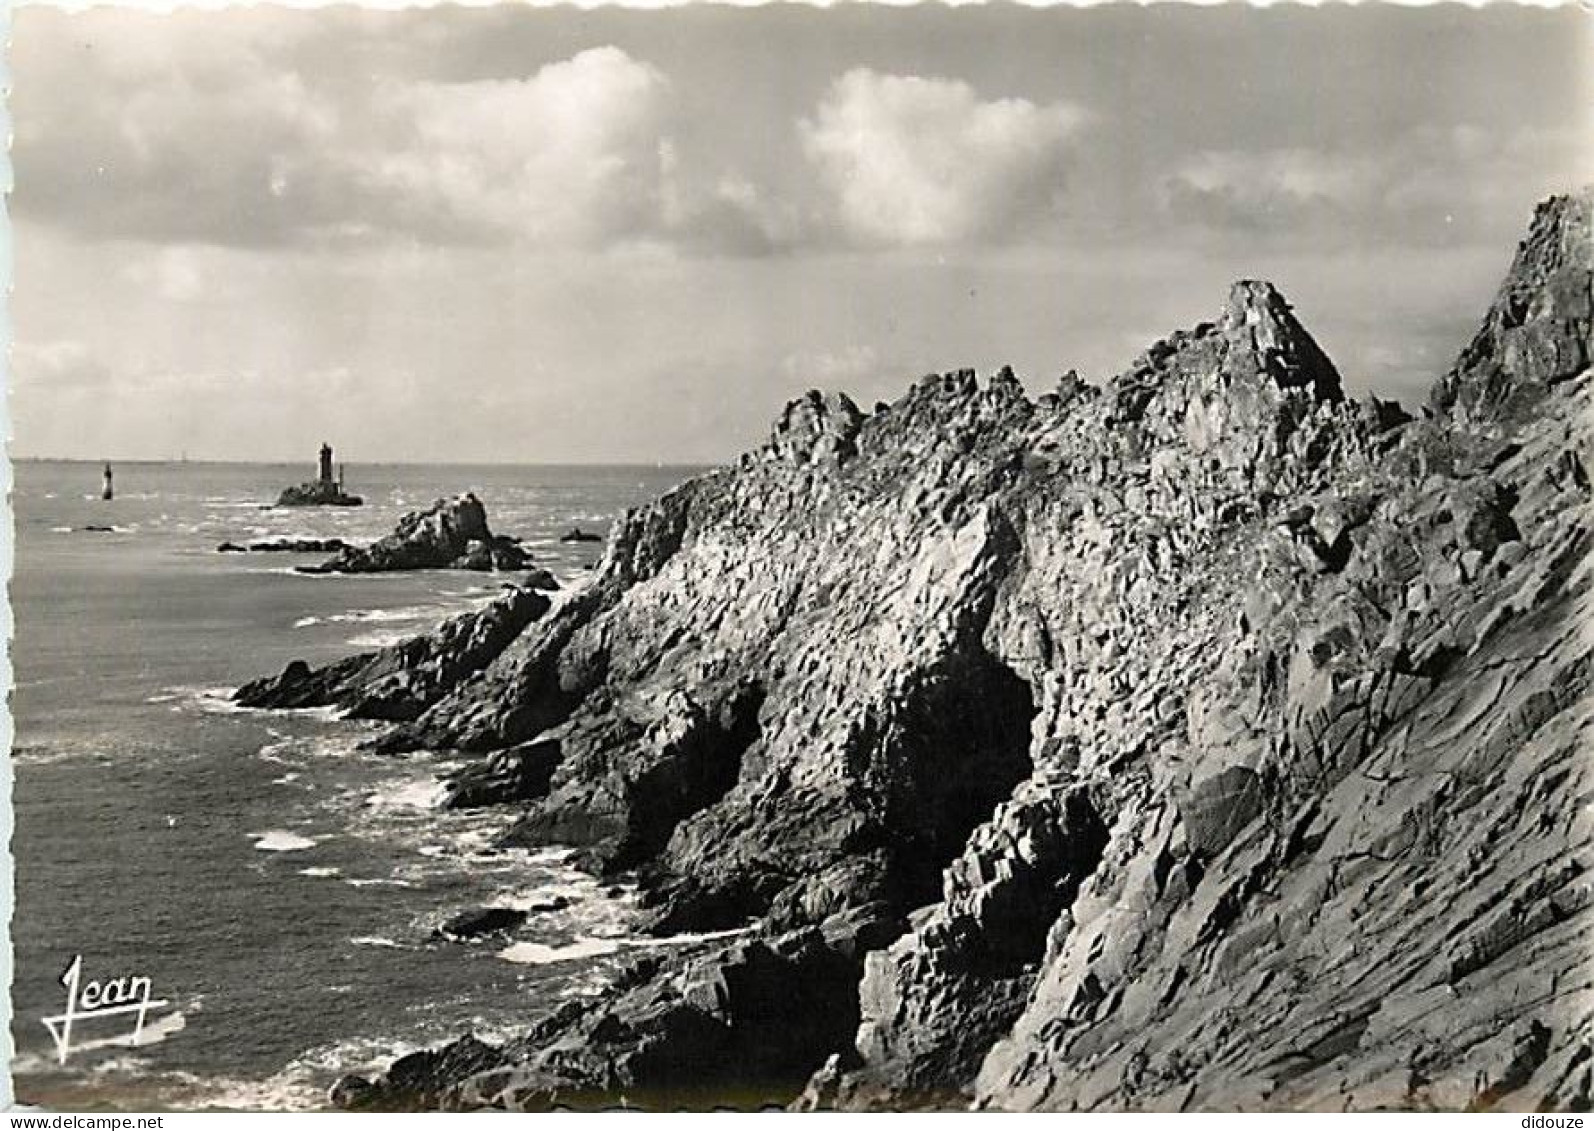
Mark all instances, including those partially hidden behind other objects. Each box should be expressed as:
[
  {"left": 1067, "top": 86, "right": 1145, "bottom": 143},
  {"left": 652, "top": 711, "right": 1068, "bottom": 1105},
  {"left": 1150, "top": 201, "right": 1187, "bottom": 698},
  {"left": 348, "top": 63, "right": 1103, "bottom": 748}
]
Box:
[{"left": 13, "top": 455, "right": 722, "bottom": 470}]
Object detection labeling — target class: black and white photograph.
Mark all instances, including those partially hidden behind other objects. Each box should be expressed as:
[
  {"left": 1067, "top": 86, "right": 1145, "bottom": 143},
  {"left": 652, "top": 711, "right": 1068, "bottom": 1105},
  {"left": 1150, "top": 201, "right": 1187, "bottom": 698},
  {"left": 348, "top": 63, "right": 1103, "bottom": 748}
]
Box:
[{"left": 4, "top": 0, "right": 1592, "bottom": 1114}]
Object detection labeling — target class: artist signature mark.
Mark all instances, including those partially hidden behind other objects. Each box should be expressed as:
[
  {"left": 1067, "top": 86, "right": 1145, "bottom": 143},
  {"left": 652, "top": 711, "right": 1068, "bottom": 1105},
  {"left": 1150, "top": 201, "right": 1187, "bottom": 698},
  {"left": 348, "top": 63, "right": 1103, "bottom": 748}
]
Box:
[{"left": 41, "top": 955, "right": 170, "bottom": 1064}]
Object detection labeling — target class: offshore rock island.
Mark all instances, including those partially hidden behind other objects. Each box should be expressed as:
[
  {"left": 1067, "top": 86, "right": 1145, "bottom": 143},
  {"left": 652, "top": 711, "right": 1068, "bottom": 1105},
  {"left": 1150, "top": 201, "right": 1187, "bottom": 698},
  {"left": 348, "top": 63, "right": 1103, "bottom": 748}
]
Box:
[
  {"left": 276, "top": 442, "right": 364, "bottom": 507},
  {"left": 293, "top": 494, "right": 535, "bottom": 575},
  {"left": 240, "top": 190, "right": 1593, "bottom": 1111}
]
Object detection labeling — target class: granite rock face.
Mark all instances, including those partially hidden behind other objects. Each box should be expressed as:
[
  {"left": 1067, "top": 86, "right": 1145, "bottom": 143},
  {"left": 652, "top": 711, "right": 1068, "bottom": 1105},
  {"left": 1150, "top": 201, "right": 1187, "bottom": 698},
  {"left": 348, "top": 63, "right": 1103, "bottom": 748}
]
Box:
[
  {"left": 298, "top": 494, "right": 532, "bottom": 574},
  {"left": 240, "top": 192, "right": 1592, "bottom": 1112},
  {"left": 1434, "top": 192, "right": 1592, "bottom": 421}
]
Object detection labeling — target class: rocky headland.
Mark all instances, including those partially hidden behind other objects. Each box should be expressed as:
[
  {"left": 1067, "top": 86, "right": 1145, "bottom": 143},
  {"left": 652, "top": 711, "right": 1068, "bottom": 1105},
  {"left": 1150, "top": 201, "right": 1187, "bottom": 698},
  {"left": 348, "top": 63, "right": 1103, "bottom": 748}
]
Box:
[
  {"left": 236, "top": 582, "right": 552, "bottom": 719},
  {"left": 241, "top": 191, "right": 1593, "bottom": 1111},
  {"left": 294, "top": 493, "right": 534, "bottom": 575}
]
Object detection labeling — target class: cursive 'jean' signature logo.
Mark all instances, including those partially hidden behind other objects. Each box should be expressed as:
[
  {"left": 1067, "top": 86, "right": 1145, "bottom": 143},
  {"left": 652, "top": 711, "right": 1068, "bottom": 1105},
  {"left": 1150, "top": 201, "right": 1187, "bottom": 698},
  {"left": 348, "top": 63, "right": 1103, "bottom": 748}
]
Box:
[{"left": 41, "top": 955, "right": 171, "bottom": 1064}]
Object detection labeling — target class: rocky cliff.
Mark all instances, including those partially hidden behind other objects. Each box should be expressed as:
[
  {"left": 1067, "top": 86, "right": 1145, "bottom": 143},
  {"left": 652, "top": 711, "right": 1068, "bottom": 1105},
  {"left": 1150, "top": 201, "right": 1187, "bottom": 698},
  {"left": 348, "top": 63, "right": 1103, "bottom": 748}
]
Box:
[{"left": 246, "top": 190, "right": 1592, "bottom": 1112}]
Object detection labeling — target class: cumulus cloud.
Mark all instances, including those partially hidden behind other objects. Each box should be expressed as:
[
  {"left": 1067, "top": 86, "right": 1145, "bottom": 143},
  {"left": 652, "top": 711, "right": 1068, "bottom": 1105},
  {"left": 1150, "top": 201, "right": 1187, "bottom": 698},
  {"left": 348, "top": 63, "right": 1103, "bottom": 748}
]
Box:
[
  {"left": 367, "top": 48, "right": 671, "bottom": 246},
  {"left": 13, "top": 26, "right": 782, "bottom": 254},
  {"left": 1159, "top": 149, "right": 1375, "bottom": 232},
  {"left": 14, "top": 31, "right": 347, "bottom": 245},
  {"left": 800, "top": 69, "right": 1087, "bottom": 247},
  {"left": 1161, "top": 125, "right": 1592, "bottom": 245}
]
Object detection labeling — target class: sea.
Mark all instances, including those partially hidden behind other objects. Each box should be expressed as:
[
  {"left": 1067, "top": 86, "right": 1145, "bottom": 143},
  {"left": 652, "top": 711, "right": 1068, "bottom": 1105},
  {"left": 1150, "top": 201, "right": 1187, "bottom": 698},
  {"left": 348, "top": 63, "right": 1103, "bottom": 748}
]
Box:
[{"left": 7, "top": 459, "right": 706, "bottom": 1110}]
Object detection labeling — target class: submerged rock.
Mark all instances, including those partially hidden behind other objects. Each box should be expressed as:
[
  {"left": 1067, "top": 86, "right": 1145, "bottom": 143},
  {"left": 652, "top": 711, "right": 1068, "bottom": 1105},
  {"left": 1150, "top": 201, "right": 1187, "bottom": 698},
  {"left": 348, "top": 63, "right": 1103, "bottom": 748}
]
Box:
[
  {"left": 433, "top": 907, "right": 527, "bottom": 942},
  {"left": 247, "top": 190, "right": 1594, "bottom": 1112},
  {"left": 217, "top": 538, "right": 350, "bottom": 554}
]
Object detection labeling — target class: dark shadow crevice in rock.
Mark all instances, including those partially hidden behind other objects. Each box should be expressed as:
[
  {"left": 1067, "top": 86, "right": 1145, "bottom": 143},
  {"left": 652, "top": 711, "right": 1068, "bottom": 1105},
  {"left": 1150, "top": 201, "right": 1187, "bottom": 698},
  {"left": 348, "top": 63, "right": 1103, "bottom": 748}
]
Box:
[
  {"left": 805, "top": 787, "right": 1112, "bottom": 1110},
  {"left": 869, "top": 649, "right": 1040, "bottom": 910},
  {"left": 503, "top": 681, "right": 768, "bottom": 881},
  {"left": 609, "top": 682, "right": 768, "bottom": 873}
]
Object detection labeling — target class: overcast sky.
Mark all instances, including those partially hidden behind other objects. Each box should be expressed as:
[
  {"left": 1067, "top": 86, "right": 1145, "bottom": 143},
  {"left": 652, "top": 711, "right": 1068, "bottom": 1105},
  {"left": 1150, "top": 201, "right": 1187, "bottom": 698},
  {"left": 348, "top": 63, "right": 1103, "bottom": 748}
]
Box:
[{"left": 9, "top": 4, "right": 1591, "bottom": 463}]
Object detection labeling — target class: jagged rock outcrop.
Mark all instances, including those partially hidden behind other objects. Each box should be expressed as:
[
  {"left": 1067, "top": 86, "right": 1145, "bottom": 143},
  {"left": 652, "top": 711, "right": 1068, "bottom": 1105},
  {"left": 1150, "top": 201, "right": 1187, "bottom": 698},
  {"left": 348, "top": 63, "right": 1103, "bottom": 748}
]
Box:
[
  {"left": 331, "top": 1036, "right": 504, "bottom": 1112},
  {"left": 234, "top": 585, "right": 550, "bottom": 720},
  {"left": 241, "top": 191, "right": 1591, "bottom": 1113},
  {"left": 1434, "top": 192, "right": 1592, "bottom": 420},
  {"left": 297, "top": 494, "right": 532, "bottom": 574}
]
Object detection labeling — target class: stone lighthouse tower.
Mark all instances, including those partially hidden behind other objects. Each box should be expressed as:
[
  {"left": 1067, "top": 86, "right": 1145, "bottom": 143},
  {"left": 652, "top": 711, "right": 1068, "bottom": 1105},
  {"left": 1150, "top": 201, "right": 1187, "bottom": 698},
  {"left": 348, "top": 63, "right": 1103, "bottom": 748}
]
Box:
[{"left": 319, "top": 442, "right": 335, "bottom": 485}]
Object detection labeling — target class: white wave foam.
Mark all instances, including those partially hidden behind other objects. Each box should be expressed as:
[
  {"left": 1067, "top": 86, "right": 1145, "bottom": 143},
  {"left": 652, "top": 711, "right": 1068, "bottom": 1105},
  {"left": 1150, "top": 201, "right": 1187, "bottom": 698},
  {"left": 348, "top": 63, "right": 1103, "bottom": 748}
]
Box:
[
  {"left": 345, "top": 877, "right": 415, "bottom": 888},
  {"left": 154, "top": 685, "right": 252, "bottom": 715},
  {"left": 498, "top": 925, "right": 750, "bottom": 967},
  {"left": 86, "top": 1055, "right": 160, "bottom": 1082},
  {"left": 335, "top": 605, "right": 446, "bottom": 625},
  {"left": 346, "top": 630, "right": 415, "bottom": 649},
  {"left": 349, "top": 936, "right": 408, "bottom": 949},
  {"left": 257, "top": 737, "right": 300, "bottom": 766},
  {"left": 10, "top": 1051, "right": 59, "bottom": 1076},
  {"left": 364, "top": 778, "right": 446, "bottom": 813},
  {"left": 250, "top": 830, "right": 318, "bottom": 852},
  {"left": 297, "top": 866, "right": 341, "bottom": 878},
  {"left": 633, "top": 926, "right": 753, "bottom": 948},
  {"left": 189, "top": 1032, "right": 427, "bottom": 1111},
  {"left": 497, "top": 937, "right": 623, "bottom": 965},
  {"left": 11, "top": 745, "right": 101, "bottom": 767}
]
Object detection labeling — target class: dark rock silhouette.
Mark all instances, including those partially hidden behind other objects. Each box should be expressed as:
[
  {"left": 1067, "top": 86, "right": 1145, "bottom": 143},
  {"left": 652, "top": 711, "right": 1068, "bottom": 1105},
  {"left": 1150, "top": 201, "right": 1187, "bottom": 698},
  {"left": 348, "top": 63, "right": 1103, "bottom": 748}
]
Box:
[
  {"left": 277, "top": 482, "right": 363, "bottom": 507},
  {"left": 296, "top": 494, "right": 532, "bottom": 574},
  {"left": 241, "top": 191, "right": 1592, "bottom": 1112},
  {"left": 520, "top": 568, "right": 560, "bottom": 592},
  {"left": 330, "top": 1037, "right": 505, "bottom": 1112},
  {"left": 559, "top": 527, "right": 603, "bottom": 543},
  {"left": 442, "top": 739, "right": 562, "bottom": 810},
  {"left": 217, "top": 538, "right": 350, "bottom": 554},
  {"left": 277, "top": 442, "right": 363, "bottom": 506},
  {"left": 433, "top": 907, "right": 527, "bottom": 942}
]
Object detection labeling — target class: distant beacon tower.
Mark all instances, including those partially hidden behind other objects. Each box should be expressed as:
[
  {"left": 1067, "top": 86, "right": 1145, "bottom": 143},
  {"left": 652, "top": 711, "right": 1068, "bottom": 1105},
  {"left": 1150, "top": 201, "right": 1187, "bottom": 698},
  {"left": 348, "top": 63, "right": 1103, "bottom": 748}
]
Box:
[
  {"left": 318, "top": 442, "right": 334, "bottom": 485},
  {"left": 102, "top": 462, "right": 114, "bottom": 501}
]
